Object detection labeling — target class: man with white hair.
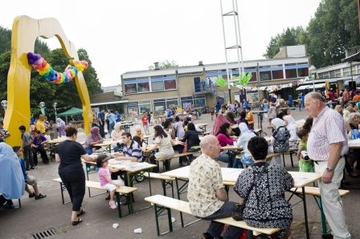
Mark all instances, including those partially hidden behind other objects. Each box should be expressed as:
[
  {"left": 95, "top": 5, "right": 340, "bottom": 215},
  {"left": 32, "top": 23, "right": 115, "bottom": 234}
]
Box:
[
  {"left": 187, "top": 135, "right": 242, "bottom": 239},
  {"left": 305, "top": 92, "right": 351, "bottom": 239}
]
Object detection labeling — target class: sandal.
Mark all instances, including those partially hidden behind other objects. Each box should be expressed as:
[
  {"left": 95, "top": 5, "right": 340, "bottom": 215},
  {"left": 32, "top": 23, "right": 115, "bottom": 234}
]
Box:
[
  {"left": 72, "top": 218, "right": 83, "bottom": 226},
  {"left": 77, "top": 209, "right": 85, "bottom": 217}
]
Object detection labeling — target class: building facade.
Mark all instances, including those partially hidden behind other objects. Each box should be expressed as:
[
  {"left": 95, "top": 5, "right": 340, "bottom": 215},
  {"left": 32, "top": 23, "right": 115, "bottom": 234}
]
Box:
[{"left": 121, "top": 56, "right": 309, "bottom": 116}]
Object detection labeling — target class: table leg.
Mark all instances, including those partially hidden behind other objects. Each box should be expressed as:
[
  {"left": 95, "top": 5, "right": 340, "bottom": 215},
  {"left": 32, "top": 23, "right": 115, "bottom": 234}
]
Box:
[{"left": 302, "top": 186, "right": 310, "bottom": 239}]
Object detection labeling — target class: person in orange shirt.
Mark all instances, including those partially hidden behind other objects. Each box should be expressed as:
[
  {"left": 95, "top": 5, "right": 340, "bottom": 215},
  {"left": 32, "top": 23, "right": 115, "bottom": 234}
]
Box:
[
  {"left": 245, "top": 107, "right": 254, "bottom": 129},
  {"left": 352, "top": 90, "right": 360, "bottom": 102}
]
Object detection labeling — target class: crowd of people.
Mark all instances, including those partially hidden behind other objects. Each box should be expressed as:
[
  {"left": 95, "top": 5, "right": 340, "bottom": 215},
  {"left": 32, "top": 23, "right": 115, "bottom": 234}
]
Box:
[{"left": 0, "top": 91, "right": 355, "bottom": 238}]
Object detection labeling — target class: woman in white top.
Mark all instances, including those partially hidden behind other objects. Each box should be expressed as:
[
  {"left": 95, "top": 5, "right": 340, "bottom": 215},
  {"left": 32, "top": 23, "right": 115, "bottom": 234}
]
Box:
[
  {"left": 146, "top": 125, "right": 175, "bottom": 171},
  {"left": 236, "top": 123, "right": 257, "bottom": 167},
  {"left": 111, "top": 122, "right": 123, "bottom": 152},
  {"left": 283, "top": 115, "right": 298, "bottom": 148}
]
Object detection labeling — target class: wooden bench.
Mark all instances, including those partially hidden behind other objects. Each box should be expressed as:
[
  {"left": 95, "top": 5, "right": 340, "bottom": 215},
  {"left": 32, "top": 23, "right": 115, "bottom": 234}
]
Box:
[
  {"left": 145, "top": 172, "right": 175, "bottom": 197},
  {"left": 53, "top": 178, "right": 138, "bottom": 218},
  {"left": 289, "top": 186, "right": 350, "bottom": 234},
  {"left": 145, "top": 194, "right": 280, "bottom": 237}
]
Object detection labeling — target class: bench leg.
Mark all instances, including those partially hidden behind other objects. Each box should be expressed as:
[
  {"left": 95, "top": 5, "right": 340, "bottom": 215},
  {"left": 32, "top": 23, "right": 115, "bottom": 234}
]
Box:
[
  {"left": 313, "top": 196, "right": 328, "bottom": 234},
  {"left": 115, "top": 192, "right": 123, "bottom": 218},
  {"left": 60, "top": 182, "right": 65, "bottom": 204},
  {"left": 153, "top": 204, "right": 173, "bottom": 236},
  {"left": 161, "top": 179, "right": 174, "bottom": 198}
]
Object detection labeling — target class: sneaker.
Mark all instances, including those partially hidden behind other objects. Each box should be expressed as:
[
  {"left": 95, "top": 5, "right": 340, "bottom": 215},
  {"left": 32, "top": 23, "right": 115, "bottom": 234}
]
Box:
[
  {"left": 201, "top": 232, "right": 213, "bottom": 239},
  {"left": 35, "top": 194, "right": 47, "bottom": 200},
  {"left": 105, "top": 195, "right": 110, "bottom": 200},
  {"left": 109, "top": 200, "right": 117, "bottom": 209},
  {"left": 29, "top": 193, "right": 35, "bottom": 198}
]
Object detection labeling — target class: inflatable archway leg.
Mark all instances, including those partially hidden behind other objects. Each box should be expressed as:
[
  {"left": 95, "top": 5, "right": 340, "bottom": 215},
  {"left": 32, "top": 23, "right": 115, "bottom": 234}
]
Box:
[{"left": 4, "top": 15, "right": 92, "bottom": 146}]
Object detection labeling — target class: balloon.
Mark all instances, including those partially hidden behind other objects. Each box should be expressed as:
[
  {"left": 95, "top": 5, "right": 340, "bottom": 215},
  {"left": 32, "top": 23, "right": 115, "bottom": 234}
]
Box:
[{"left": 27, "top": 52, "right": 88, "bottom": 84}]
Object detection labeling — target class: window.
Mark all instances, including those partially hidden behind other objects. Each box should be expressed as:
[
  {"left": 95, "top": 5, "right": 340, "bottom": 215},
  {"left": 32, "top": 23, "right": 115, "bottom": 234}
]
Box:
[
  {"left": 151, "top": 81, "right": 164, "bottom": 91},
  {"left": 154, "top": 100, "right": 165, "bottom": 115},
  {"left": 285, "top": 69, "right": 297, "bottom": 78},
  {"left": 138, "top": 82, "right": 150, "bottom": 92},
  {"left": 124, "top": 83, "right": 137, "bottom": 94},
  {"left": 138, "top": 101, "right": 151, "bottom": 114},
  {"left": 272, "top": 70, "right": 283, "bottom": 79},
  {"left": 297, "top": 68, "right": 308, "bottom": 77},
  {"left": 166, "top": 99, "right": 178, "bottom": 109},
  {"left": 164, "top": 80, "right": 176, "bottom": 90},
  {"left": 260, "top": 71, "right": 271, "bottom": 81},
  {"left": 194, "top": 77, "right": 201, "bottom": 92}
]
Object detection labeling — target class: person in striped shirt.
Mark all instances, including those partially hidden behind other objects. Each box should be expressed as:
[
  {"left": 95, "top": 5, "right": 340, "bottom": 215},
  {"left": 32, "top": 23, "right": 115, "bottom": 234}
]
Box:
[{"left": 305, "top": 92, "right": 351, "bottom": 239}]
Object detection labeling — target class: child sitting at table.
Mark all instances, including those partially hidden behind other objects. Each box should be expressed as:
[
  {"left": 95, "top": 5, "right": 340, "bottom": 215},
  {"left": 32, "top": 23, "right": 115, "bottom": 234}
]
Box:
[
  {"left": 97, "top": 154, "right": 124, "bottom": 209},
  {"left": 296, "top": 128, "right": 314, "bottom": 172}
]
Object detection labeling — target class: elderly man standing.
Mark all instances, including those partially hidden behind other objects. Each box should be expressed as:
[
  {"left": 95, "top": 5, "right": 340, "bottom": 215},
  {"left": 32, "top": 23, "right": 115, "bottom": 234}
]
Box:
[
  {"left": 305, "top": 92, "right": 351, "bottom": 239},
  {"left": 187, "top": 135, "right": 242, "bottom": 239}
]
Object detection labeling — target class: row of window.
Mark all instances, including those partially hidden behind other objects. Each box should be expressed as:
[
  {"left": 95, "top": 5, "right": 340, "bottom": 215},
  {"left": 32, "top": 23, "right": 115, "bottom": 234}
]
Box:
[
  {"left": 123, "top": 63, "right": 309, "bottom": 94},
  {"left": 125, "top": 96, "right": 206, "bottom": 116}
]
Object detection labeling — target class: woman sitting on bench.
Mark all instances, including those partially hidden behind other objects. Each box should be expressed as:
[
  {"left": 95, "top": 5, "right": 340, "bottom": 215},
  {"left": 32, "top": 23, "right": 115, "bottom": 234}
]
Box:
[{"left": 234, "top": 137, "right": 294, "bottom": 239}]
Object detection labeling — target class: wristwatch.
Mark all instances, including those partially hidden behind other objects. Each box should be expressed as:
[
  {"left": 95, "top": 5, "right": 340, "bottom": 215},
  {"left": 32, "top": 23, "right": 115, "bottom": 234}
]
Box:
[{"left": 325, "top": 167, "right": 333, "bottom": 172}]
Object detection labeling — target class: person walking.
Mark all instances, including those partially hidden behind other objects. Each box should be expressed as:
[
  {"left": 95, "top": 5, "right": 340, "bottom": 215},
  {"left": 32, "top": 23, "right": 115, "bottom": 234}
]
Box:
[
  {"left": 305, "top": 92, "right": 351, "bottom": 239},
  {"left": 55, "top": 126, "right": 96, "bottom": 226}
]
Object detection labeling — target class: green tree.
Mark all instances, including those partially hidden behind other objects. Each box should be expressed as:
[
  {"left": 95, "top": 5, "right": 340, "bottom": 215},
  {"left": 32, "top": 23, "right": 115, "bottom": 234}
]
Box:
[
  {"left": 307, "top": 0, "right": 360, "bottom": 67},
  {"left": 264, "top": 27, "right": 307, "bottom": 58}
]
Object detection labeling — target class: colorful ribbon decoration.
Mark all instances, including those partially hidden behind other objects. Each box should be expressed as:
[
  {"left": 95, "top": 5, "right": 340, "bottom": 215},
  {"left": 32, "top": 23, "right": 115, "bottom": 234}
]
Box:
[{"left": 27, "top": 52, "right": 88, "bottom": 84}]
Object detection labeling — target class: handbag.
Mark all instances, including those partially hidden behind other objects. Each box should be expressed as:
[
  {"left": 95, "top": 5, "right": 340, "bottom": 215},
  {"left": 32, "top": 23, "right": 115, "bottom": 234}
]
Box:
[
  {"left": 231, "top": 180, "right": 255, "bottom": 221},
  {"left": 232, "top": 165, "right": 267, "bottom": 221}
]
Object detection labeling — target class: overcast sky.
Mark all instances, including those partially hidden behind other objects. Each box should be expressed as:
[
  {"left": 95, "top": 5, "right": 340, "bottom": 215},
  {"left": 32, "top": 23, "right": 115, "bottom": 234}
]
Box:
[{"left": 0, "top": 0, "right": 321, "bottom": 86}]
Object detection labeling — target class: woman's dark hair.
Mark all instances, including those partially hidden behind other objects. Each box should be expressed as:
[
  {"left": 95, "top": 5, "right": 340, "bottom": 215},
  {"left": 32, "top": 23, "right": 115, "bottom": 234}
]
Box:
[
  {"left": 183, "top": 120, "right": 189, "bottom": 126},
  {"left": 96, "top": 154, "right": 108, "bottom": 167},
  {"left": 162, "top": 119, "right": 172, "bottom": 129},
  {"left": 240, "top": 111, "right": 246, "bottom": 119},
  {"left": 65, "top": 126, "right": 77, "bottom": 137},
  {"left": 302, "top": 117, "right": 313, "bottom": 132},
  {"left": 187, "top": 123, "right": 196, "bottom": 131},
  {"left": 226, "top": 112, "right": 236, "bottom": 124},
  {"left": 247, "top": 136, "right": 268, "bottom": 160},
  {"left": 133, "top": 136, "right": 142, "bottom": 146},
  {"left": 175, "top": 116, "right": 180, "bottom": 122},
  {"left": 154, "top": 125, "right": 168, "bottom": 138},
  {"left": 216, "top": 122, "right": 231, "bottom": 137},
  {"left": 277, "top": 111, "right": 286, "bottom": 120}
]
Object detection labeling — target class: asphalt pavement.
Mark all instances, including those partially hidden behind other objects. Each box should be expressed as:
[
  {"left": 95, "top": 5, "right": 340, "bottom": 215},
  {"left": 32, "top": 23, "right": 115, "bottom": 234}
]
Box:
[{"left": 0, "top": 109, "right": 359, "bottom": 239}]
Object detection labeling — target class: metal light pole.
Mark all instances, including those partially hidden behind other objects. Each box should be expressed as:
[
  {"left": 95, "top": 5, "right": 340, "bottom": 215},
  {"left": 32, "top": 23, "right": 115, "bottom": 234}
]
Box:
[{"left": 53, "top": 102, "right": 57, "bottom": 120}]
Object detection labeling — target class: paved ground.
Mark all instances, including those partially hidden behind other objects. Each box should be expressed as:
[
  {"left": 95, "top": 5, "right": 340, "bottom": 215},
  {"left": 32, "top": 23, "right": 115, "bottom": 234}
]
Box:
[{"left": 1, "top": 109, "right": 359, "bottom": 239}]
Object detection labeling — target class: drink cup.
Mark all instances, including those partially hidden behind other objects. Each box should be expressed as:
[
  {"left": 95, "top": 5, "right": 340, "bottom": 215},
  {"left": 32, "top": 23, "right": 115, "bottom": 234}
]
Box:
[
  {"left": 112, "top": 223, "right": 119, "bottom": 229},
  {"left": 134, "top": 228, "right": 142, "bottom": 234}
]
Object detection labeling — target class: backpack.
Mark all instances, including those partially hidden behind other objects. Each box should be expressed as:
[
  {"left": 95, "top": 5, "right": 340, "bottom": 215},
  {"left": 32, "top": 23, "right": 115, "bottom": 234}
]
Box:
[{"left": 272, "top": 126, "right": 290, "bottom": 153}]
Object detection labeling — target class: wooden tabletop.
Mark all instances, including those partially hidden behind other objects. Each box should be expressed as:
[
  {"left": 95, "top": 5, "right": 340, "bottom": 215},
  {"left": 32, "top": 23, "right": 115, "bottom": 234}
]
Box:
[
  {"left": 47, "top": 138, "right": 66, "bottom": 144},
  {"left": 162, "top": 166, "right": 321, "bottom": 188},
  {"left": 221, "top": 145, "right": 242, "bottom": 151},
  {"left": 348, "top": 139, "right": 360, "bottom": 148}
]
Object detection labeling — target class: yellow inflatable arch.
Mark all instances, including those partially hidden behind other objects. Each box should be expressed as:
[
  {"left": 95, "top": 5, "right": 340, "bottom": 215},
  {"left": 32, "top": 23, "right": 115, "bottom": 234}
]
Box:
[{"left": 4, "top": 15, "right": 92, "bottom": 146}]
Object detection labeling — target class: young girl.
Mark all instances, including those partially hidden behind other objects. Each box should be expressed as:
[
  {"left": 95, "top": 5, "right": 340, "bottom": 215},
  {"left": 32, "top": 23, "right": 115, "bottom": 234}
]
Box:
[{"left": 97, "top": 154, "right": 124, "bottom": 209}]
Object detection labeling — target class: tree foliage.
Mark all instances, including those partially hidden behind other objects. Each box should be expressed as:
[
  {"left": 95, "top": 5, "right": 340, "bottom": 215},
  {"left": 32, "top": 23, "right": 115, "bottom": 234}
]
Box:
[
  {"left": 264, "top": 27, "right": 307, "bottom": 59},
  {"left": 148, "top": 60, "right": 179, "bottom": 70},
  {"left": 264, "top": 0, "right": 360, "bottom": 69}
]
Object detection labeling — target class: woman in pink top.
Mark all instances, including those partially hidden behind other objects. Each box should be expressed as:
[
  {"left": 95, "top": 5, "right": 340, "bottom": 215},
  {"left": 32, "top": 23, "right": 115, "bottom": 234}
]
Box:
[
  {"left": 97, "top": 155, "right": 124, "bottom": 209},
  {"left": 216, "top": 122, "right": 237, "bottom": 167}
]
